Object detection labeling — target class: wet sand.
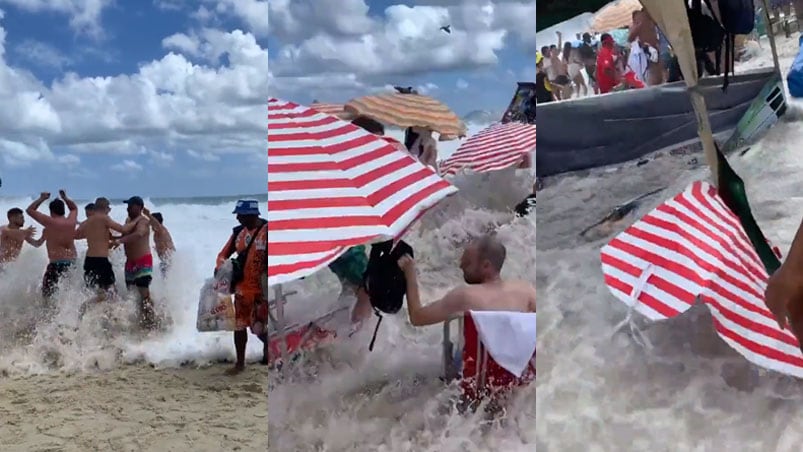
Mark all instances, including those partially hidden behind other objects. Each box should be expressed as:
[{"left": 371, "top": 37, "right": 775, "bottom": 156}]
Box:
[{"left": 0, "top": 364, "right": 267, "bottom": 451}]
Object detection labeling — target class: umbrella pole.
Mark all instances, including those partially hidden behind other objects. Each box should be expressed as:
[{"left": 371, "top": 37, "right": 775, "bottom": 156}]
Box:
[
  {"left": 761, "top": 0, "right": 783, "bottom": 76},
  {"left": 274, "top": 284, "right": 290, "bottom": 375}
]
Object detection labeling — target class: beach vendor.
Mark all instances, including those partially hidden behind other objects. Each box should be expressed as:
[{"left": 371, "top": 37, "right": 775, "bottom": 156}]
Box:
[
  {"left": 396, "top": 234, "right": 536, "bottom": 409},
  {"left": 215, "top": 199, "right": 269, "bottom": 374}
]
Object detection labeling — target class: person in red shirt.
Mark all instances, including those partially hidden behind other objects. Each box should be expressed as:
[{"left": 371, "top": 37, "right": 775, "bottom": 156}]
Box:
[{"left": 596, "top": 33, "right": 621, "bottom": 94}]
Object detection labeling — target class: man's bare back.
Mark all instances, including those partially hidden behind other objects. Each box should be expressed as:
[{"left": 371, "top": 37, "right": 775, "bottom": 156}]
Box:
[
  {"left": 460, "top": 280, "right": 536, "bottom": 313},
  {"left": 77, "top": 214, "right": 128, "bottom": 258},
  {"left": 26, "top": 191, "right": 79, "bottom": 262},
  {"left": 153, "top": 227, "right": 174, "bottom": 261}
]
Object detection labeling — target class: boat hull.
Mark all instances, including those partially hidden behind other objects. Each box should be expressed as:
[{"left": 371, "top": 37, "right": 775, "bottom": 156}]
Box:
[{"left": 536, "top": 68, "right": 783, "bottom": 177}]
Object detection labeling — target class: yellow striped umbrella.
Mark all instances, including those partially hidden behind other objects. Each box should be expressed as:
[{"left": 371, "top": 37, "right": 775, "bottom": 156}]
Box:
[
  {"left": 309, "top": 102, "right": 354, "bottom": 120},
  {"left": 590, "top": 0, "right": 642, "bottom": 33},
  {"left": 344, "top": 93, "right": 467, "bottom": 141}
]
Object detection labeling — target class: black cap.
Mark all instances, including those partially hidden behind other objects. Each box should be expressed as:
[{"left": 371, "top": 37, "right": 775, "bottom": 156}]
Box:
[{"left": 123, "top": 196, "right": 144, "bottom": 207}]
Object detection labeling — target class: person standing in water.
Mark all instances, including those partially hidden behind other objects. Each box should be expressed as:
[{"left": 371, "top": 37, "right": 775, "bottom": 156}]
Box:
[
  {"left": 112, "top": 196, "right": 157, "bottom": 330},
  {"left": 75, "top": 197, "right": 132, "bottom": 302},
  {"left": 0, "top": 208, "right": 40, "bottom": 267},
  {"left": 215, "top": 200, "right": 268, "bottom": 374},
  {"left": 25, "top": 190, "right": 80, "bottom": 299},
  {"left": 144, "top": 210, "right": 175, "bottom": 277}
]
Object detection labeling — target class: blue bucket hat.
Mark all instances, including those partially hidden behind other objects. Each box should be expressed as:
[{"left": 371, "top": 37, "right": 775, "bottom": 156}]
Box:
[{"left": 233, "top": 199, "right": 260, "bottom": 215}]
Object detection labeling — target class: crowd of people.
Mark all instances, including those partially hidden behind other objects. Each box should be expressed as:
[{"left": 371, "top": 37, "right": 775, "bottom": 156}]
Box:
[
  {"left": 536, "top": 9, "right": 685, "bottom": 103},
  {"left": 0, "top": 191, "right": 175, "bottom": 329}
]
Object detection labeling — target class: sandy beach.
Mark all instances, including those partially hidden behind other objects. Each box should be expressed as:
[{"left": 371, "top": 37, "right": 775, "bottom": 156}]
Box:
[{"left": 0, "top": 364, "right": 267, "bottom": 451}]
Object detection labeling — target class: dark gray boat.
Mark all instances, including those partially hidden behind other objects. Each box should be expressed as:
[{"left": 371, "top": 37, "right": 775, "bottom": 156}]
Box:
[{"left": 536, "top": 68, "right": 785, "bottom": 177}]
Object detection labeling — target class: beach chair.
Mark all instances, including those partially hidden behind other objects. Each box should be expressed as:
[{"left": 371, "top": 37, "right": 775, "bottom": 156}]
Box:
[
  {"left": 441, "top": 311, "right": 536, "bottom": 408},
  {"left": 265, "top": 282, "right": 344, "bottom": 372}
]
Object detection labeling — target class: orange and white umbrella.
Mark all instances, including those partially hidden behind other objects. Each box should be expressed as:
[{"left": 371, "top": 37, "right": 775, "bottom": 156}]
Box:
[
  {"left": 440, "top": 122, "right": 536, "bottom": 176},
  {"left": 590, "top": 0, "right": 642, "bottom": 32},
  {"left": 309, "top": 102, "right": 354, "bottom": 120},
  {"left": 267, "top": 98, "right": 458, "bottom": 286},
  {"left": 344, "top": 92, "right": 467, "bottom": 141}
]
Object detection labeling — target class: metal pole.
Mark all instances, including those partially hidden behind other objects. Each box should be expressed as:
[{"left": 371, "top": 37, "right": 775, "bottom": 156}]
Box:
[
  {"left": 761, "top": 0, "right": 783, "bottom": 76},
  {"left": 274, "top": 284, "right": 290, "bottom": 375}
]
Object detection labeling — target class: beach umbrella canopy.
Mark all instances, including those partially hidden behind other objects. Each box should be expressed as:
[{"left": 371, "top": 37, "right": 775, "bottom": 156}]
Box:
[
  {"left": 267, "top": 98, "right": 458, "bottom": 286},
  {"left": 590, "top": 0, "right": 642, "bottom": 32},
  {"left": 344, "top": 92, "right": 467, "bottom": 141},
  {"left": 600, "top": 181, "right": 800, "bottom": 377},
  {"left": 439, "top": 122, "right": 536, "bottom": 176},
  {"left": 309, "top": 102, "right": 354, "bottom": 120}
]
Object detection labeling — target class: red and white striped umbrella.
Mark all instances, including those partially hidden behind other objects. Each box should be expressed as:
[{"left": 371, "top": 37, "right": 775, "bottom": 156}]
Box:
[
  {"left": 268, "top": 98, "right": 458, "bottom": 286},
  {"left": 600, "top": 181, "right": 801, "bottom": 377},
  {"left": 440, "top": 122, "right": 536, "bottom": 176}
]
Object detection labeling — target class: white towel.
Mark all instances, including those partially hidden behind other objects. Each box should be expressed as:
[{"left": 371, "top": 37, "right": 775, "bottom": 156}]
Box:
[
  {"left": 469, "top": 310, "right": 537, "bottom": 378},
  {"left": 628, "top": 40, "right": 647, "bottom": 83}
]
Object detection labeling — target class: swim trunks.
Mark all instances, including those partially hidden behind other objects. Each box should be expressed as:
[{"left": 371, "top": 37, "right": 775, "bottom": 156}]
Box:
[
  {"left": 125, "top": 253, "right": 153, "bottom": 288},
  {"left": 327, "top": 245, "right": 368, "bottom": 288},
  {"left": 84, "top": 257, "right": 115, "bottom": 289},
  {"left": 42, "top": 260, "right": 74, "bottom": 298}
]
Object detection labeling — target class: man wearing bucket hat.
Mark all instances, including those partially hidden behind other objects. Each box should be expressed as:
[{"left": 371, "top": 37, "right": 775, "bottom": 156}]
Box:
[{"left": 215, "top": 199, "right": 268, "bottom": 374}]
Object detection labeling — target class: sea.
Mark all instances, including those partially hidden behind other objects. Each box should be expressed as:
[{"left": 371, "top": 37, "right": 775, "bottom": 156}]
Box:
[
  {"left": 0, "top": 193, "right": 269, "bottom": 375},
  {"left": 537, "top": 34, "right": 803, "bottom": 451},
  {"left": 267, "top": 123, "right": 536, "bottom": 452}
]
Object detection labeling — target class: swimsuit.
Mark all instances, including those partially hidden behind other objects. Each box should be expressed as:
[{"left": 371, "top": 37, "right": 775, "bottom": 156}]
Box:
[
  {"left": 125, "top": 253, "right": 153, "bottom": 288},
  {"left": 84, "top": 256, "right": 115, "bottom": 289},
  {"left": 42, "top": 259, "right": 74, "bottom": 298},
  {"left": 327, "top": 245, "right": 368, "bottom": 288}
]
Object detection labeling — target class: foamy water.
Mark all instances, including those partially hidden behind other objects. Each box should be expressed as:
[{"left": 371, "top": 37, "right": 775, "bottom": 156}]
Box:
[
  {"left": 266, "top": 158, "right": 536, "bottom": 450},
  {"left": 0, "top": 195, "right": 268, "bottom": 375},
  {"left": 537, "top": 34, "right": 803, "bottom": 451}
]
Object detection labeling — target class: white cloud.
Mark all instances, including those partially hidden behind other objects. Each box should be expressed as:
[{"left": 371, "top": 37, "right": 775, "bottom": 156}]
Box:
[
  {"left": 187, "top": 149, "right": 221, "bottom": 161},
  {"left": 416, "top": 82, "right": 438, "bottom": 94},
  {"left": 14, "top": 39, "right": 73, "bottom": 69},
  {"left": 456, "top": 78, "right": 469, "bottom": 89},
  {"left": 149, "top": 150, "right": 174, "bottom": 166},
  {"left": 0, "top": 0, "right": 113, "bottom": 38},
  {"left": 272, "top": 4, "right": 506, "bottom": 78},
  {"left": 111, "top": 159, "right": 143, "bottom": 172},
  {"left": 0, "top": 14, "right": 269, "bottom": 166},
  {"left": 57, "top": 153, "right": 80, "bottom": 166}
]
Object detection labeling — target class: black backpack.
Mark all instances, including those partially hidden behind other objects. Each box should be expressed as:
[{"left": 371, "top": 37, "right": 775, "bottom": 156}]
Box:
[
  {"left": 687, "top": 0, "right": 754, "bottom": 90},
  {"left": 363, "top": 239, "right": 414, "bottom": 351}
]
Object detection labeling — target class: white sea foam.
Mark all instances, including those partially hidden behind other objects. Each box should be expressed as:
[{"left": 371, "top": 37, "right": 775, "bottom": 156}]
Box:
[{"left": 0, "top": 195, "right": 267, "bottom": 375}]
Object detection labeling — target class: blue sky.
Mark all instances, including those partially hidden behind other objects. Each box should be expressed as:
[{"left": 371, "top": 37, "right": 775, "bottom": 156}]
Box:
[
  {"left": 267, "top": 0, "right": 535, "bottom": 118},
  {"left": 0, "top": 0, "right": 268, "bottom": 198}
]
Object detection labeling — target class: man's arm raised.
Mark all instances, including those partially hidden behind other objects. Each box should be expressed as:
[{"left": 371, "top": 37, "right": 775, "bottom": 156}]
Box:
[
  {"left": 60, "top": 190, "right": 79, "bottom": 222},
  {"left": 26, "top": 193, "right": 52, "bottom": 227}
]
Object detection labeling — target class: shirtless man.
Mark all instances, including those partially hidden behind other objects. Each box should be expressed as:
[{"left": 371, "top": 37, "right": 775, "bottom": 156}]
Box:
[
  {"left": 75, "top": 197, "right": 132, "bottom": 300},
  {"left": 112, "top": 196, "right": 157, "bottom": 329},
  {"left": 26, "top": 190, "right": 80, "bottom": 299},
  {"left": 144, "top": 210, "right": 175, "bottom": 277},
  {"left": 84, "top": 203, "right": 95, "bottom": 221},
  {"left": 628, "top": 9, "right": 663, "bottom": 86},
  {"left": 0, "top": 208, "right": 40, "bottom": 266},
  {"left": 397, "top": 235, "right": 536, "bottom": 327}
]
